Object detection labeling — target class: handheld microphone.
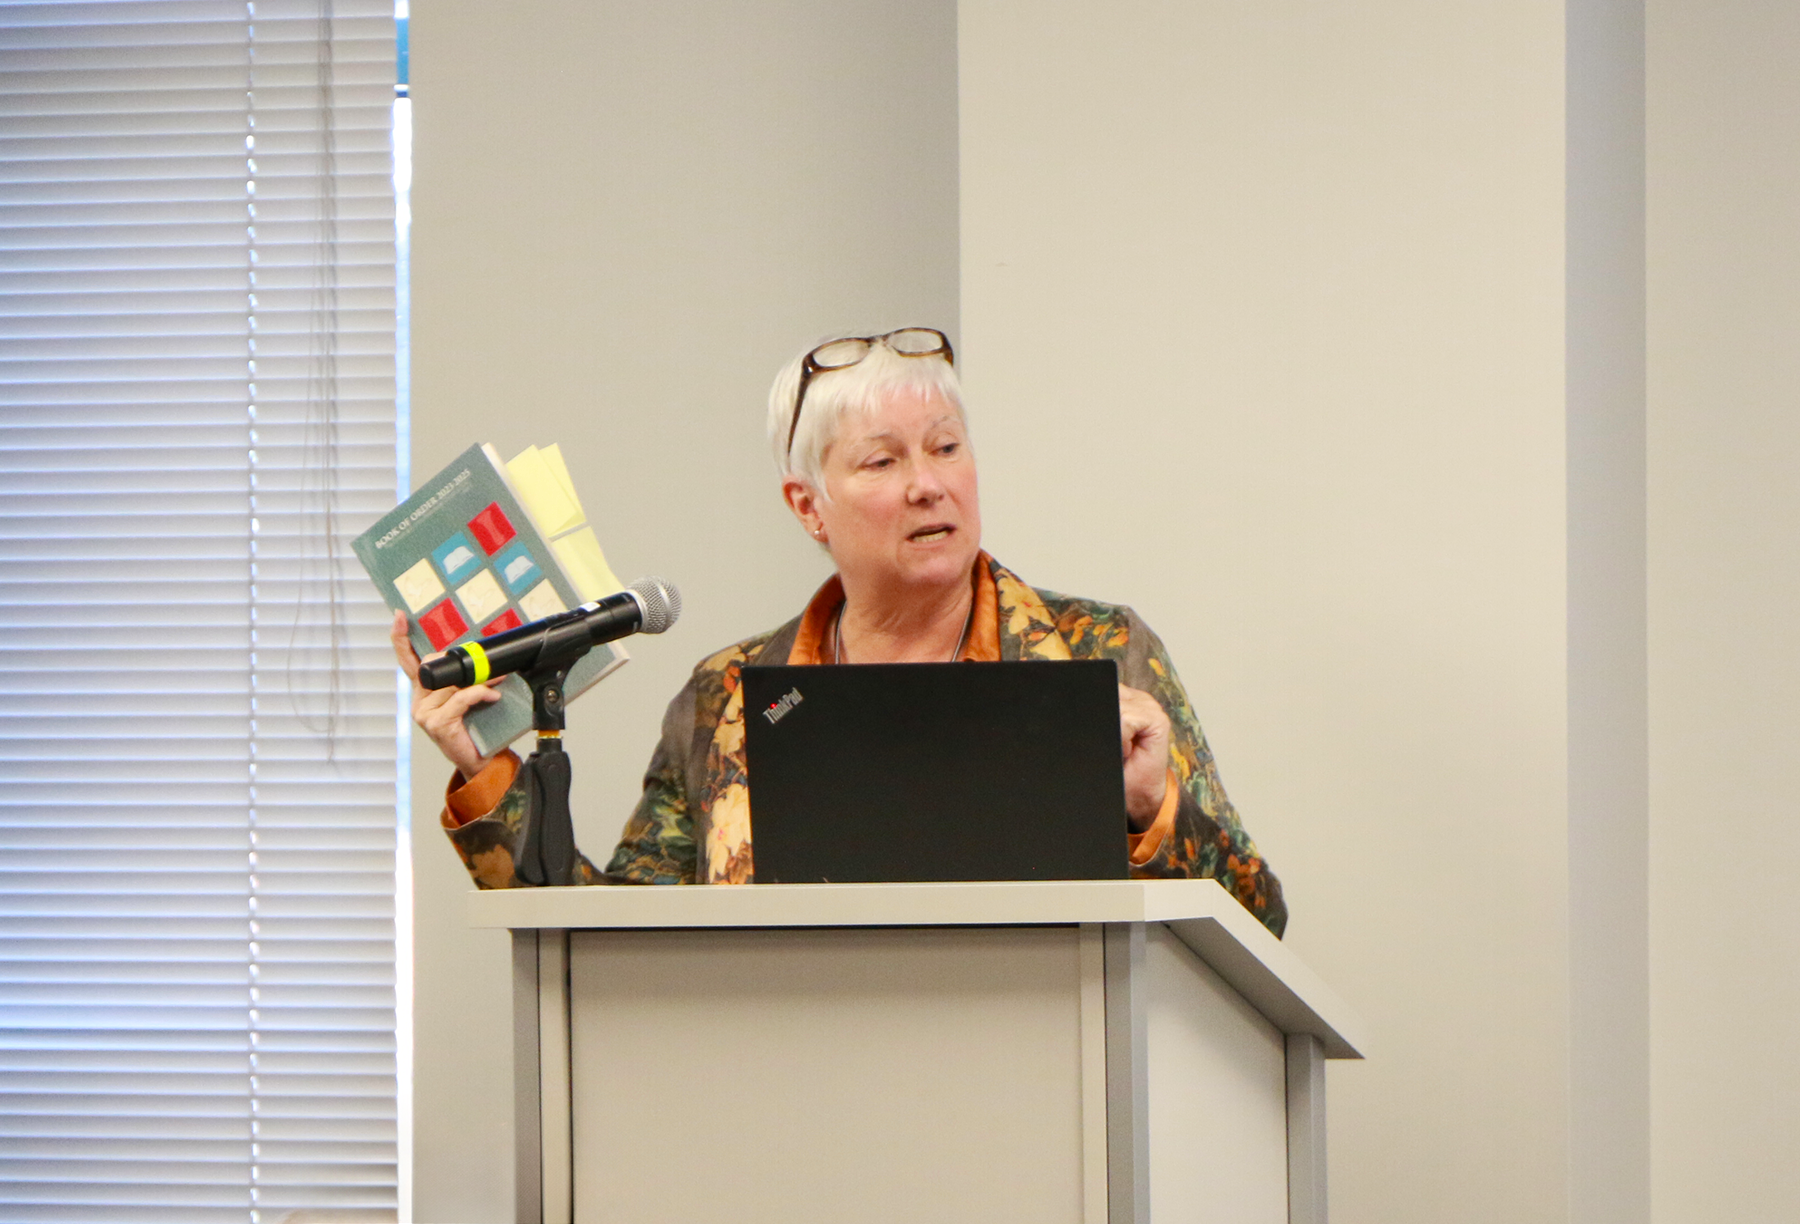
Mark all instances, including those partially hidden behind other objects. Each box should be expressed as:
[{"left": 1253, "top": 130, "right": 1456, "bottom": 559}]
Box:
[{"left": 417, "top": 576, "right": 681, "bottom": 691}]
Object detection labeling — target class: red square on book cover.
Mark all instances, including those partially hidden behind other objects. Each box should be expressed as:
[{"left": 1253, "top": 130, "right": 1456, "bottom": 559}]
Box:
[
  {"left": 482, "top": 608, "right": 522, "bottom": 637},
  {"left": 467, "top": 503, "right": 516, "bottom": 555},
  {"left": 418, "top": 599, "right": 468, "bottom": 651}
]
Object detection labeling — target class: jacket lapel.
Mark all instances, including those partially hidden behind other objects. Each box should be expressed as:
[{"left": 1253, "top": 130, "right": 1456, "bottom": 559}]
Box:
[{"left": 991, "top": 558, "right": 1073, "bottom": 661}]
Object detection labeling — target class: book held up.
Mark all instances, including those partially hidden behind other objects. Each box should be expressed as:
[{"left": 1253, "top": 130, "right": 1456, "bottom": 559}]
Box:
[{"left": 352, "top": 442, "right": 627, "bottom": 756}]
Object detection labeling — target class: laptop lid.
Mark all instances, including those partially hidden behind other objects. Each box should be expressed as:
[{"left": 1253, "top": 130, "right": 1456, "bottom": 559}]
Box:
[{"left": 742, "top": 660, "right": 1129, "bottom": 884}]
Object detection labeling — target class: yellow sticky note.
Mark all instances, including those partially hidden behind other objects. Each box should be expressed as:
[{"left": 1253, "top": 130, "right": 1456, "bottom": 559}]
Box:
[
  {"left": 551, "top": 527, "right": 623, "bottom": 603},
  {"left": 507, "top": 445, "right": 583, "bottom": 536},
  {"left": 539, "top": 444, "right": 585, "bottom": 521}
]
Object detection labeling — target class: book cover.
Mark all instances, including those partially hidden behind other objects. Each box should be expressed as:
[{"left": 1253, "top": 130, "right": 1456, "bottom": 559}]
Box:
[{"left": 352, "top": 442, "right": 627, "bottom": 757}]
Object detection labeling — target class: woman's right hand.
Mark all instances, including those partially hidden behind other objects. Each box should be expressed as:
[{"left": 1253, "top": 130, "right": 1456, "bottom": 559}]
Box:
[{"left": 390, "top": 610, "right": 503, "bottom": 779}]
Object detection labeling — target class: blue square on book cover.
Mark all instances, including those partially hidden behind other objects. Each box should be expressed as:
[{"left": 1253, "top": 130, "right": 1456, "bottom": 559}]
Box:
[
  {"left": 431, "top": 531, "right": 482, "bottom": 585},
  {"left": 493, "top": 540, "right": 543, "bottom": 594}
]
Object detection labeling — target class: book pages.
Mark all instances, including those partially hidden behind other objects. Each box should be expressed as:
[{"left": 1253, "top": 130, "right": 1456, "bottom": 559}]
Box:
[
  {"left": 506, "top": 444, "right": 584, "bottom": 536},
  {"left": 539, "top": 443, "right": 582, "bottom": 516},
  {"left": 551, "top": 527, "right": 623, "bottom": 602}
]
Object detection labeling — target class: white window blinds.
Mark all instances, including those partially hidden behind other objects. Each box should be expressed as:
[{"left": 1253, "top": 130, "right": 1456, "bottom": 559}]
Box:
[{"left": 0, "top": 2, "right": 400, "bottom": 1220}]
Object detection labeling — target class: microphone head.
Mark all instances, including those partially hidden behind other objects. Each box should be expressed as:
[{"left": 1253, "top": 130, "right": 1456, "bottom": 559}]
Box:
[{"left": 627, "top": 576, "right": 681, "bottom": 634}]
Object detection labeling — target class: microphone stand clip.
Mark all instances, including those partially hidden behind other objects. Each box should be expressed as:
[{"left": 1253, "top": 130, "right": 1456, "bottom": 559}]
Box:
[{"left": 513, "top": 634, "right": 589, "bottom": 888}]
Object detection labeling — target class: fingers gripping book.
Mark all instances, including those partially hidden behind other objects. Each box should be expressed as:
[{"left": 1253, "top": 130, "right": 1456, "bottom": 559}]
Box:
[{"left": 352, "top": 442, "right": 627, "bottom": 757}]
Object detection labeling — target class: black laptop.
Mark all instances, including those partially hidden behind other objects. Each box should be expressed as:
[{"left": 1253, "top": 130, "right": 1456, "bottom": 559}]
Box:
[{"left": 741, "top": 660, "right": 1129, "bottom": 883}]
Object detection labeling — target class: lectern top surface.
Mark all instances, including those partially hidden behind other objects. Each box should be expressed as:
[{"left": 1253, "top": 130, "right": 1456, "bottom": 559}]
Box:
[
  {"left": 474, "top": 875, "right": 1225, "bottom": 929},
  {"left": 469, "top": 878, "right": 1366, "bottom": 1058}
]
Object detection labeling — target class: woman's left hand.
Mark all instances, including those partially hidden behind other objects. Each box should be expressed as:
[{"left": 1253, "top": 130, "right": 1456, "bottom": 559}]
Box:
[{"left": 1118, "top": 684, "right": 1173, "bottom": 829}]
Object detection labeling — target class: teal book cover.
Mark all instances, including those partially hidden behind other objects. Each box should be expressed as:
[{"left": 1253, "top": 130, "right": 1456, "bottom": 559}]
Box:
[{"left": 351, "top": 442, "right": 626, "bottom": 757}]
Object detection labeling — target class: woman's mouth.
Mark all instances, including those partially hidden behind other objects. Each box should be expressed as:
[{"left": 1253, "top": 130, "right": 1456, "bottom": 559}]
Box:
[{"left": 908, "top": 525, "right": 953, "bottom": 544}]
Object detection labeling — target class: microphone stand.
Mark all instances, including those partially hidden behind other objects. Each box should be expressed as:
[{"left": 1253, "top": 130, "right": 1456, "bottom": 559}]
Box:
[
  {"left": 421, "top": 580, "right": 680, "bottom": 887},
  {"left": 513, "top": 646, "right": 587, "bottom": 887}
]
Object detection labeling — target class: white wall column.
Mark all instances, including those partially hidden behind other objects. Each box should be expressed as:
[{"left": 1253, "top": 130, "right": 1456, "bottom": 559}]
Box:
[{"left": 1566, "top": 0, "right": 1650, "bottom": 1220}]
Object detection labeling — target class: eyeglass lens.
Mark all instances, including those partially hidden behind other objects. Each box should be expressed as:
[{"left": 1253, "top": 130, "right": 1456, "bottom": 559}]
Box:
[
  {"left": 884, "top": 328, "right": 946, "bottom": 356},
  {"left": 810, "top": 338, "right": 873, "bottom": 370}
]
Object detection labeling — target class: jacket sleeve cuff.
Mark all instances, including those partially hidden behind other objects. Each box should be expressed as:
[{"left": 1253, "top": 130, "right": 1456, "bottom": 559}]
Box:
[
  {"left": 1126, "top": 768, "right": 1182, "bottom": 866},
  {"left": 442, "top": 750, "right": 520, "bottom": 830}
]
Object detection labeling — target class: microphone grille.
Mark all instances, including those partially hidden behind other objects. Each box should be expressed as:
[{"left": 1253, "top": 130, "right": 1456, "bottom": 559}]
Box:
[{"left": 628, "top": 576, "right": 681, "bottom": 634}]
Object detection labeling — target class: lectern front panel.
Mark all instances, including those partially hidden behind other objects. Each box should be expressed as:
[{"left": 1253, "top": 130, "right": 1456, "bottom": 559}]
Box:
[{"left": 567, "top": 925, "right": 1090, "bottom": 1224}]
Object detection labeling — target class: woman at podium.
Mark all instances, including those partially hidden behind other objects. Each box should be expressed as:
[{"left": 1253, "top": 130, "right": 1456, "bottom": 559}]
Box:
[{"left": 393, "top": 328, "right": 1287, "bottom": 936}]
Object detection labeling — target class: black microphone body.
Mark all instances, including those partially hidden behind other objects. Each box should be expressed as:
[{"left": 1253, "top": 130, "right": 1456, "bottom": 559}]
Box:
[{"left": 417, "top": 578, "right": 679, "bottom": 690}]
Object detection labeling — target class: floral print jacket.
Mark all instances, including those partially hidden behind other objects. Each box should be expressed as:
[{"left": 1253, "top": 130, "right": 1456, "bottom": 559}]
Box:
[{"left": 441, "top": 555, "right": 1287, "bottom": 937}]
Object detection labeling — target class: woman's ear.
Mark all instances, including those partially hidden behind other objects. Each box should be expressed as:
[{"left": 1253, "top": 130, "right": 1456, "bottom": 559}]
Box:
[{"left": 782, "top": 477, "right": 827, "bottom": 543}]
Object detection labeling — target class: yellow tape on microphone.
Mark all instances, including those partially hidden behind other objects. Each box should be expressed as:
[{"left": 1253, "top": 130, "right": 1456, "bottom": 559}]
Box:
[{"left": 460, "top": 641, "right": 491, "bottom": 685}]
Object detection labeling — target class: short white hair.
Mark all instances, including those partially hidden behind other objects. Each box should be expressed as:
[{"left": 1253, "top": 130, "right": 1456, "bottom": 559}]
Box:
[{"left": 766, "top": 330, "right": 965, "bottom": 491}]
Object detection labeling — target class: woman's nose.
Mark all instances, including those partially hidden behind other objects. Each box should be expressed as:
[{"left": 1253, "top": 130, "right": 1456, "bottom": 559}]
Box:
[{"left": 907, "top": 461, "right": 946, "bottom": 502}]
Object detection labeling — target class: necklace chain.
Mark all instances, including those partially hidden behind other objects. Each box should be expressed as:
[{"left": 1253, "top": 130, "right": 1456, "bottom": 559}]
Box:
[{"left": 833, "top": 599, "right": 974, "bottom": 665}]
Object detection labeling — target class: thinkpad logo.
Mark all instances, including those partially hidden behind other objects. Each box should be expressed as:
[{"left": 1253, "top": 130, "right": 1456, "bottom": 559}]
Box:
[{"left": 761, "top": 686, "right": 804, "bottom": 725}]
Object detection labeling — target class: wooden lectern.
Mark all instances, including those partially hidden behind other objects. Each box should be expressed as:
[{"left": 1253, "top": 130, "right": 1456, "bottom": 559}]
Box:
[{"left": 471, "top": 878, "right": 1363, "bottom": 1224}]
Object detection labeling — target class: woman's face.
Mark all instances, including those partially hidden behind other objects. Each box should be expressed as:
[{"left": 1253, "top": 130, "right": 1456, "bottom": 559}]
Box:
[{"left": 801, "top": 386, "right": 982, "bottom": 599}]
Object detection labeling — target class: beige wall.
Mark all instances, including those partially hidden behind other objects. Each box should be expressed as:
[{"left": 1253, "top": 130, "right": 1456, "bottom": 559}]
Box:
[
  {"left": 1648, "top": 1, "right": 1800, "bottom": 1219},
  {"left": 407, "top": 2, "right": 959, "bottom": 1218},
  {"left": 957, "top": 3, "right": 1571, "bottom": 1222},
  {"left": 407, "top": 2, "right": 1800, "bottom": 1221}
]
